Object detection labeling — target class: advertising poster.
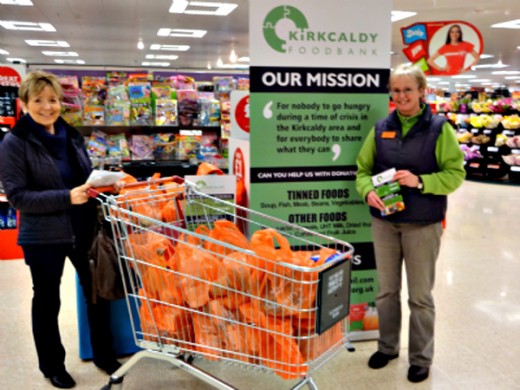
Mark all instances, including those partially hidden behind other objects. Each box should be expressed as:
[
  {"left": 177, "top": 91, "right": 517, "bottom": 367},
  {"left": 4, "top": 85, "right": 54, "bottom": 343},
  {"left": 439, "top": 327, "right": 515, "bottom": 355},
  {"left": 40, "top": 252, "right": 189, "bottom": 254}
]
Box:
[
  {"left": 228, "top": 137, "right": 250, "bottom": 235},
  {"left": 249, "top": 0, "right": 391, "bottom": 339},
  {"left": 400, "top": 20, "right": 483, "bottom": 76}
]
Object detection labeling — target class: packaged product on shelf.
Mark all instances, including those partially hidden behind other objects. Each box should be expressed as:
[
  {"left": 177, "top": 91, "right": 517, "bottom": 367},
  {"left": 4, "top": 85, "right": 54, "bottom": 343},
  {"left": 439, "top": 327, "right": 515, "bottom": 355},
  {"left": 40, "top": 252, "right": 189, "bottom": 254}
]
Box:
[
  {"left": 151, "top": 84, "right": 172, "bottom": 99},
  {"left": 220, "top": 99, "right": 231, "bottom": 139},
  {"left": 129, "top": 82, "right": 152, "bottom": 125},
  {"left": 177, "top": 89, "right": 199, "bottom": 127},
  {"left": 81, "top": 76, "right": 107, "bottom": 106},
  {"left": 107, "top": 133, "right": 130, "bottom": 161},
  {"left": 130, "top": 102, "right": 152, "bottom": 125},
  {"left": 87, "top": 129, "right": 109, "bottom": 158},
  {"left": 106, "top": 84, "right": 131, "bottom": 126},
  {"left": 171, "top": 75, "right": 196, "bottom": 91},
  {"left": 106, "top": 71, "right": 127, "bottom": 87},
  {"left": 83, "top": 105, "right": 105, "bottom": 126},
  {"left": 0, "top": 208, "right": 6, "bottom": 229},
  {"left": 154, "top": 99, "right": 178, "bottom": 126},
  {"left": 372, "top": 168, "right": 405, "bottom": 217},
  {"left": 106, "top": 101, "right": 131, "bottom": 126},
  {"left": 129, "top": 134, "right": 154, "bottom": 160},
  {"left": 213, "top": 76, "right": 236, "bottom": 101},
  {"left": 197, "top": 96, "right": 221, "bottom": 127},
  {"left": 175, "top": 134, "right": 201, "bottom": 161},
  {"left": 58, "top": 76, "right": 83, "bottom": 127},
  {"left": 237, "top": 78, "right": 250, "bottom": 91},
  {"left": 153, "top": 133, "right": 176, "bottom": 161},
  {"left": 6, "top": 206, "right": 16, "bottom": 229}
]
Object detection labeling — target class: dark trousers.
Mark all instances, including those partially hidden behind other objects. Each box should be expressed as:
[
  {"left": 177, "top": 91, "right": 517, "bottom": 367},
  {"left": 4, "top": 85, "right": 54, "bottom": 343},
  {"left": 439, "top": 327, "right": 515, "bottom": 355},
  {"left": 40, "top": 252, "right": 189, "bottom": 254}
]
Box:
[{"left": 23, "top": 244, "right": 116, "bottom": 376}]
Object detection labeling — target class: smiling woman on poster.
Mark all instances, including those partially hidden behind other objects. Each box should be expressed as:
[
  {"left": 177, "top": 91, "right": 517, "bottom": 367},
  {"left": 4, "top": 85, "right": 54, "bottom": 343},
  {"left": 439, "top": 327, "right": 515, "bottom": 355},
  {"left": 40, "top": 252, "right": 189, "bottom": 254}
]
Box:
[{"left": 427, "top": 24, "right": 480, "bottom": 75}]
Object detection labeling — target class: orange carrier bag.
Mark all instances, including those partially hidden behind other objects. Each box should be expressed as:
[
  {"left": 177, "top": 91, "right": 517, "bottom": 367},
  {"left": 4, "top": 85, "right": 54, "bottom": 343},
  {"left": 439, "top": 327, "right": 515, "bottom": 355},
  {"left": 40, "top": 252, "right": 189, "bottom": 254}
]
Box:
[{"left": 238, "top": 301, "right": 306, "bottom": 380}]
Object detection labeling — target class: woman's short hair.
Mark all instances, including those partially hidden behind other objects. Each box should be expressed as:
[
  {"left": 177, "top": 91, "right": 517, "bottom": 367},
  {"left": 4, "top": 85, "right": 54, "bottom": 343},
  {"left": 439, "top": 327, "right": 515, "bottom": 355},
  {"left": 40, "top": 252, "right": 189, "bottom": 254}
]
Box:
[
  {"left": 18, "top": 70, "right": 63, "bottom": 104},
  {"left": 390, "top": 63, "right": 427, "bottom": 91}
]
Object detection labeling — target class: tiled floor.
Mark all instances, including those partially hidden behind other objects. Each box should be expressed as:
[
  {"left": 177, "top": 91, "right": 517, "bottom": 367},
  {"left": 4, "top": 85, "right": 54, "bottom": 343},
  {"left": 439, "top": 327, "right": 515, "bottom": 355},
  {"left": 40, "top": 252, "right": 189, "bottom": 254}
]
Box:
[{"left": 1, "top": 179, "right": 519, "bottom": 390}]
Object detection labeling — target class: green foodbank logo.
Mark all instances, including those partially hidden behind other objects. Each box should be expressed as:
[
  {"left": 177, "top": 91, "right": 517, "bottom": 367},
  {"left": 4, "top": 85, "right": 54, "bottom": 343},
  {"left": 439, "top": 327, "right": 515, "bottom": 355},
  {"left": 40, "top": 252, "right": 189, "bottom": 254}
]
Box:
[{"left": 262, "top": 5, "right": 379, "bottom": 55}]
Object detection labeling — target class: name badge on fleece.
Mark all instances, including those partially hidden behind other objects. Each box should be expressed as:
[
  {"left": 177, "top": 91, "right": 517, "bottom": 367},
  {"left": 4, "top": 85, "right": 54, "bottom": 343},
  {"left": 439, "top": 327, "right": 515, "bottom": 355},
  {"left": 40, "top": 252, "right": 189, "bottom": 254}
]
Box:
[{"left": 381, "top": 131, "right": 396, "bottom": 139}]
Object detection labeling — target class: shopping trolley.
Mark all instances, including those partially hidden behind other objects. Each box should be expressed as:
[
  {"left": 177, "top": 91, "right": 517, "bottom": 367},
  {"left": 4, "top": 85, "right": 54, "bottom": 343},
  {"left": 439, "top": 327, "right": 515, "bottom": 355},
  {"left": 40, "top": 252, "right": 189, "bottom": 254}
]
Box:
[{"left": 90, "top": 176, "right": 354, "bottom": 390}]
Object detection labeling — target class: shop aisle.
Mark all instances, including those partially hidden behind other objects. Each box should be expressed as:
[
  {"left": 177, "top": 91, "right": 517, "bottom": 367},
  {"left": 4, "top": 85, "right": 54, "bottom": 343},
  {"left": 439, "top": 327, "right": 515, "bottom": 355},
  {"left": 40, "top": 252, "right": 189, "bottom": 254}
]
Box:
[{"left": 1, "top": 179, "right": 519, "bottom": 390}]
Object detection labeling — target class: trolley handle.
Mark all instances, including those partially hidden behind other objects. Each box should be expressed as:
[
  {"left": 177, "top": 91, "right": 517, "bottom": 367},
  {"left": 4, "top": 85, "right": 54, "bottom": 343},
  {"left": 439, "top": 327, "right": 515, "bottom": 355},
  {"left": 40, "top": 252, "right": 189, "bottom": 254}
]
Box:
[{"left": 87, "top": 175, "right": 185, "bottom": 198}]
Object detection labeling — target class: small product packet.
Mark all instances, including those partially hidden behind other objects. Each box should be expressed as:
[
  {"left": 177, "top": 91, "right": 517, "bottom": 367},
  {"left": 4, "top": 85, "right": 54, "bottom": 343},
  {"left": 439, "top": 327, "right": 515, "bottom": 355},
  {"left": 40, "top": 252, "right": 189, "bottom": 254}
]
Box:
[{"left": 372, "top": 168, "right": 405, "bottom": 216}]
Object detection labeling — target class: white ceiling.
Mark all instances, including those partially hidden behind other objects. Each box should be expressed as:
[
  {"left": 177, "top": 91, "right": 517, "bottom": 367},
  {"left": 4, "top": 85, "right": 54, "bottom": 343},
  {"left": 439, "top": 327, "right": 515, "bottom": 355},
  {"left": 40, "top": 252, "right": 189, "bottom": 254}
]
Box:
[{"left": 0, "top": 0, "right": 519, "bottom": 91}]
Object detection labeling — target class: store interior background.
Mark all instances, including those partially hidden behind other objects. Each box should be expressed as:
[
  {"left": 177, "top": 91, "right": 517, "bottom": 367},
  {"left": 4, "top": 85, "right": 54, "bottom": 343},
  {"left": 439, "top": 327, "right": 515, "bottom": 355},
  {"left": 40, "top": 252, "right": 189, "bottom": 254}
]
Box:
[
  {"left": 0, "top": 0, "right": 519, "bottom": 91},
  {"left": 1, "top": 1, "right": 520, "bottom": 389}
]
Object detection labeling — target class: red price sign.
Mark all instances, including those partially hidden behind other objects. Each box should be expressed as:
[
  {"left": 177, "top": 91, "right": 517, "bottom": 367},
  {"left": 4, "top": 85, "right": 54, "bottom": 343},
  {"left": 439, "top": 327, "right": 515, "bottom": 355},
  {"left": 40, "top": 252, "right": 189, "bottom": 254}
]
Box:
[{"left": 235, "top": 95, "right": 250, "bottom": 133}]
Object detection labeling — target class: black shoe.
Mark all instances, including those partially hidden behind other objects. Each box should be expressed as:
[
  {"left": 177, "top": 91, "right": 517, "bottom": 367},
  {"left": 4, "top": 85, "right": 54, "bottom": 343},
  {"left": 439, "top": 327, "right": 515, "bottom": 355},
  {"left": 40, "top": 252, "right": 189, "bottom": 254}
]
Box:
[
  {"left": 368, "top": 351, "right": 399, "bottom": 369},
  {"left": 407, "top": 365, "right": 430, "bottom": 383},
  {"left": 94, "top": 359, "right": 122, "bottom": 375},
  {"left": 45, "top": 371, "right": 76, "bottom": 389}
]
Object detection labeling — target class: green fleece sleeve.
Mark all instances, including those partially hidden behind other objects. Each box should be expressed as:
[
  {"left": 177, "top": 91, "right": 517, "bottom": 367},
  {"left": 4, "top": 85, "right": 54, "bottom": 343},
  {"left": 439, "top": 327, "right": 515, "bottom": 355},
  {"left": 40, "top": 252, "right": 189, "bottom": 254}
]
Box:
[
  {"left": 355, "top": 127, "right": 376, "bottom": 202},
  {"left": 420, "top": 121, "right": 466, "bottom": 195}
]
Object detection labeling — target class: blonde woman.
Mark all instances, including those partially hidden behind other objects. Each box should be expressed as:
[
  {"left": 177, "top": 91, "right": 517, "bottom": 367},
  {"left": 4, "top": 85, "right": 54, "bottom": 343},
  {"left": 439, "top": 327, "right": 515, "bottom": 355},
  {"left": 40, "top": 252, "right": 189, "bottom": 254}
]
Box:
[{"left": 356, "top": 64, "right": 465, "bottom": 382}]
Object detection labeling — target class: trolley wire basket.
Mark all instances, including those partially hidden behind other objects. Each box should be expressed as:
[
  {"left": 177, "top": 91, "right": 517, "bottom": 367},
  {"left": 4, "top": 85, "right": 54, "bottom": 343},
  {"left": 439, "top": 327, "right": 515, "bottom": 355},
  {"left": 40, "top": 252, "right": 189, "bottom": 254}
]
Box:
[{"left": 90, "top": 176, "right": 354, "bottom": 390}]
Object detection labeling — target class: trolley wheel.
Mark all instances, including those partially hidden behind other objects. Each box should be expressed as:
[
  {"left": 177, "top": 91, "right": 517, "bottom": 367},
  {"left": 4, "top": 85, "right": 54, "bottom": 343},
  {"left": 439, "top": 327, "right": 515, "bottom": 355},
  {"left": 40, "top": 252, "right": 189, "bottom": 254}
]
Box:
[
  {"left": 183, "top": 353, "right": 195, "bottom": 364},
  {"left": 347, "top": 345, "right": 356, "bottom": 352}
]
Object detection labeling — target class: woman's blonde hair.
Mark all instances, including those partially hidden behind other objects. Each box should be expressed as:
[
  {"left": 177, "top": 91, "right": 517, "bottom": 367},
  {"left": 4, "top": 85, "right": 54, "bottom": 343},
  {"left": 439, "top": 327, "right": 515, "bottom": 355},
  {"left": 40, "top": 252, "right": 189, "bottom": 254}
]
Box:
[
  {"left": 390, "top": 63, "right": 427, "bottom": 91},
  {"left": 18, "top": 70, "right": 63, "bottom": 104}
]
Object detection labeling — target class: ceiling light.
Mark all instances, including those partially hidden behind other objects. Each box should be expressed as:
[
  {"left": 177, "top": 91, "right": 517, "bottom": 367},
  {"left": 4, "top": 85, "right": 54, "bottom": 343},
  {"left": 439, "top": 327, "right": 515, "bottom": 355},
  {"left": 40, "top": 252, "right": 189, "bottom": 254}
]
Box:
[
  {"left": 470, "top": 79, "right": 492, "bottom": 82},
  {"left": 438, "top": 81, "right": 450, "bottom": 85},
  {"left": 473, "top": 61, "right": 509, "bottom": 69},
  {"left": 54, "top": 59, "right": 85, "bottom": 64},
  {"left": 25, "top": 40, "right": 70, "bottom": 47},
  {"left": 207, "top": 62, "right": 212, "bottom": 70},
  {"left": 150, "top": 44, "right": 190, "bottom": 51},
  {"left": 169, "top": 1, "right": 238, "bottom": 16},
  {"left": 492, "top": 70, "right": 520, "bottom": 75},
  {"left": 6, "top": 58, "right": 26, "bottom": 63},
  {"left": 216, "top": 57, "right": 223, "bottom": 67},
  {"left": 157, "top": 28, "right": 207, "bottom": 38},
  {"left": 0, "top": 48, "right": 9, "bottom": 55},
  {"left": 42, "top": 51, "right": 78, "bottom": 57},
  {"left": 505, "top": 76, "right": 520, "bottom": 80},
  {"left": 229, "top": 49, "right": 237, "bottom": 63},
  {"left": 479, "top": 54, "right": 494, "bottom": 59},
  {"left": 451, "top": 75, "right": 476, "bottom": 79},
  {"left": 491, "top": 19, "right": 520, "bottom": 29},
  {"left": 145, "top": 54, "right": 179, "bottom": 60},
  {"left": 137, "top": 39, "right": 144, "bottom": 50},
  {"left": 0, "top": 21, "right": 55, "bottom": 31},
  {"left": 218, "top": 63, "right": 249, "bottom": 69},
  {"left": 391, "top": 11, "right": 417, "bottom": 22},
  {"left": 141, "top": 61, "right": 170, "bottom": 67},
  {"left": 1, "top": 0, "right": 33, "bottom": 5}
]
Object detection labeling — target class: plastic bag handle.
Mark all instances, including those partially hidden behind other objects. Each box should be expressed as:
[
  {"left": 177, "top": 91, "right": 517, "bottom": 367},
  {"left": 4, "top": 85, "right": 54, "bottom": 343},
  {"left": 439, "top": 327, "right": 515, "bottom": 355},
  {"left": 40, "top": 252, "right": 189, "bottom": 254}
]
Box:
[{"left": 87, "top": 175, "right": 185, "bottom": 198}]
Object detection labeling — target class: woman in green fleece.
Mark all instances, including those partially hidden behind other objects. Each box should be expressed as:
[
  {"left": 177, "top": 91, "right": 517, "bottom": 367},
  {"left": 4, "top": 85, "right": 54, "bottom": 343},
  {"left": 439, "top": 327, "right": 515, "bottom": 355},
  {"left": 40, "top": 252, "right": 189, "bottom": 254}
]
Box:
[{"left": 355, "top": 64, "right": 465, "bottom": 383}]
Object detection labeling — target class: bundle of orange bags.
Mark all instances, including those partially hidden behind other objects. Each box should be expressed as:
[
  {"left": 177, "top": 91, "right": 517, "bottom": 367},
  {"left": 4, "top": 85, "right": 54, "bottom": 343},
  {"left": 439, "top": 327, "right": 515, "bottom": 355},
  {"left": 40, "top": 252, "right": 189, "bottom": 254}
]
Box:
[{"left": 127, "top": 219, "right": 345, "bottom": 380}]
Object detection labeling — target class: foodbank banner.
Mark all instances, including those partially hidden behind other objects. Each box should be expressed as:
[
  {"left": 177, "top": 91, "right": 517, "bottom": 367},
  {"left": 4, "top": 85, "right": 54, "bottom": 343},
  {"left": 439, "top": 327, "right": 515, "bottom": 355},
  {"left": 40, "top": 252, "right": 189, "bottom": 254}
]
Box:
[{"left": 249, "top": 0, "right": 391, "bottom": 339}]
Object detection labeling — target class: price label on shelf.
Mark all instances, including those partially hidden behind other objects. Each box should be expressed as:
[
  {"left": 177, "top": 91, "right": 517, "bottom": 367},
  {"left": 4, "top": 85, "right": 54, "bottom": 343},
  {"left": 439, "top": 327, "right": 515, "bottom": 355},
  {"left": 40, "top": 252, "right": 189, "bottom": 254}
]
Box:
[
  {"left": 511, "top": 166, "right": 520, "bottom": 172},
  {"left": 483, "top": 129, "right": 492, "bottom": 135},
  {"left": 487, "top": 146, "right": 499, "bottom": 153},
  {"left": 471, "top": 129, "right": 479, "bottom": 134},
  {"left": 503, "top": 130, "right": 515, "bottom": 136}
]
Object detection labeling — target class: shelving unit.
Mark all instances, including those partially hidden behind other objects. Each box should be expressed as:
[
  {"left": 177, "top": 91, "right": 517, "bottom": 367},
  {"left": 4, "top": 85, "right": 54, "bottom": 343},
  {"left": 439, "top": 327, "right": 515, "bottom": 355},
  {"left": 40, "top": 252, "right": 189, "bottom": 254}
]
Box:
[
  {"left": 438, "top": 109, "right": 520, "bottom": 184},
  {"left": 77, "top": 125, "right": 224, "bottom": 178}
]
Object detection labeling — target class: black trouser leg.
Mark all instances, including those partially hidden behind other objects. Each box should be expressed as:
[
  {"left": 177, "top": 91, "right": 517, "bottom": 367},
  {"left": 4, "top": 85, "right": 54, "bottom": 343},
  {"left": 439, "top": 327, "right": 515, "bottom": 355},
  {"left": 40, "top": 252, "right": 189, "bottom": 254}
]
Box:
[{"left": 23, "top": 245, "right": 68, "bottom": 376}]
